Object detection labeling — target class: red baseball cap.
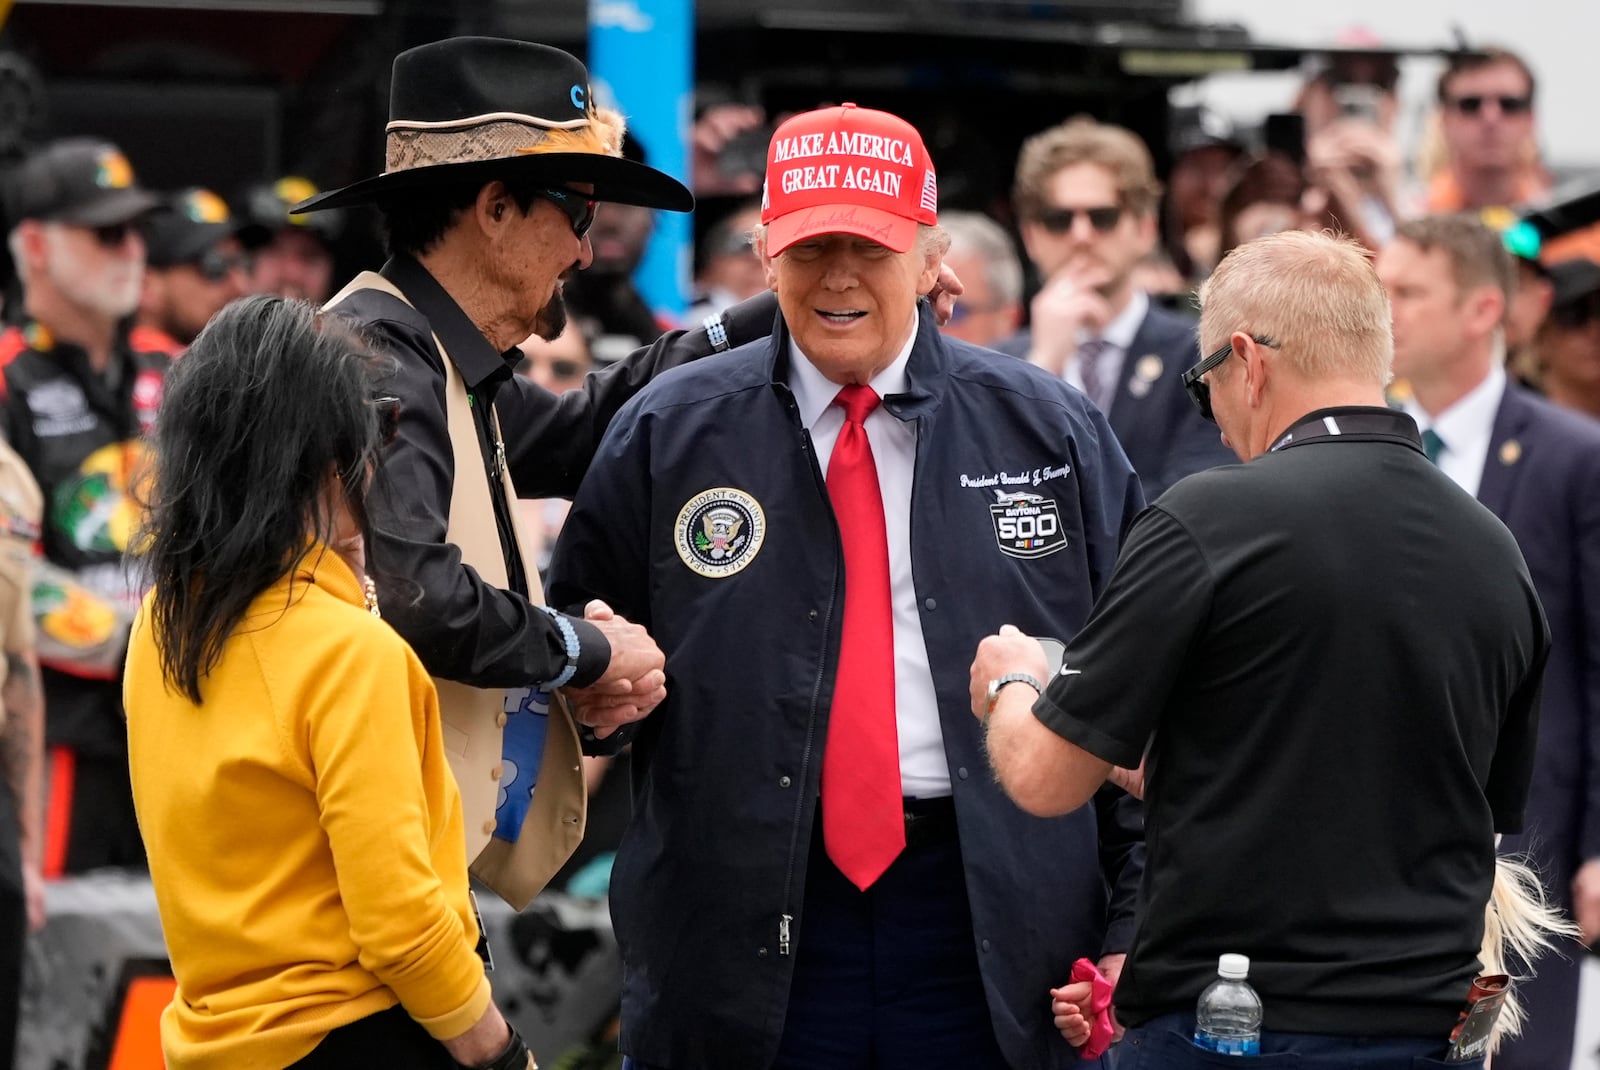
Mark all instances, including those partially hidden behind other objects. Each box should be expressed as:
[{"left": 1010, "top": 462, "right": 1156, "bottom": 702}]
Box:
[{"left": 761, "top": 103, "right": 938, "bottom": 255}]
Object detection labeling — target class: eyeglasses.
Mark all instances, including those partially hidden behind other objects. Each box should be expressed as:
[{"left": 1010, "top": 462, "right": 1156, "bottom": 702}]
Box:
[
  {"left": 370, "top": 395, "right": 401, "bottom": 447},
  {"left": 93, "top": 222, "right": 135, "bottom": 248},
  {"left": 533, "top": 189, "right": 597, "bottom": 239},
  {"left": 195, "top": 248, "right": 250, "bottom": 282},
  {"left": 1448, "top": 94, "right": 1532, "bottom": 117},
  {"left": 1182, "top": 335, "right": 1278, "bottom": 422},
  {"left": 1034, "top": 205, "right": 1123, "bottom": 235}
]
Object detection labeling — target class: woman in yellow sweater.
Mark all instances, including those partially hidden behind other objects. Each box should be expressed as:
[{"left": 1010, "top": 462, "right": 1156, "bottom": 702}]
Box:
[{"left": 125, "top": 296, "right": 534, "bottom": 1069}]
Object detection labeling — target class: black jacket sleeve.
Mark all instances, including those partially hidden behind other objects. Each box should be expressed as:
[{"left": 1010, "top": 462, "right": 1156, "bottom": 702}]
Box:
[
  {"left": 1093, "top": 784, "right": 1145, "bottom": 957},
  {"left": 502, "top": 291, "right": 780, "bottom": 500}
]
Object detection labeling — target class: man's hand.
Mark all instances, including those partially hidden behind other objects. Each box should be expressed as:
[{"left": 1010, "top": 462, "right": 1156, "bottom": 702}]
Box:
[
  {"left": 928, "top": 261, "right": 966, "bottom": 326},
  {"left": 1573, "top": 858, "right": 1600, "bottom": 945},
  {"left": 691, "top": 103, "right": 767, "bottom": 197},
  {"left": 1025, "top": 269, "right": 1114, "bottom": 376},
  {"left": 968, "top": 625, "right": 1050, "bottom": 721},
  {"left": 562, "top": 600, "right": 667, "bottom": 738},
  {"left": 1107, "top": 759, "right": 1145, "bottom": 801}
]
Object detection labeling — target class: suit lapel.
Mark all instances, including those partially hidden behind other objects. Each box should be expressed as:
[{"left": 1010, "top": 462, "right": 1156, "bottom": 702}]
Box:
[
  {"left": 1478, "top": 385, "right": 1531, "bottom": 516},
  {"left": 1108, "top": 308, "right": 1165, "bottom": 429}
]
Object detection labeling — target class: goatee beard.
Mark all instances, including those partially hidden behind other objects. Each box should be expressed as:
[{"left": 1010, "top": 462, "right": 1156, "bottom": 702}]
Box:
[{"left": 534, "top": 293, "right": 568, "bottom": 343}]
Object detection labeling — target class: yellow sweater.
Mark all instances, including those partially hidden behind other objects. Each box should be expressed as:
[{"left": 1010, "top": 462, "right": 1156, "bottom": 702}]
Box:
[{"left": 124, "top": 545, "right": 491, "bottom": 1069}]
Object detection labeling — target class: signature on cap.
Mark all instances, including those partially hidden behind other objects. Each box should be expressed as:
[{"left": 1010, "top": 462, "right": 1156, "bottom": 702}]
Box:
[{"left": 794, "top": 207, "right": 893, "bottom": 241}]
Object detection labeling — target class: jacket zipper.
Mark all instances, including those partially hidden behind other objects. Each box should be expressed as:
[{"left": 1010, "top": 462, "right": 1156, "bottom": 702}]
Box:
[{"left": 776, "top": 390, "right": 840, "bottom": 956}]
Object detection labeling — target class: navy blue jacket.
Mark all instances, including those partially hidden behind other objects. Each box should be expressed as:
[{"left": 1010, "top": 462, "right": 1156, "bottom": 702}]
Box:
[
  {"left": 548, "top": 306, "right": 1147, "bottom": 1070},
  {"left": 1482, "top": 386, "right": 1600, "bottom": 892},
  {"left": 995, "top": 300, "right": 1234, "bottom": 499}
]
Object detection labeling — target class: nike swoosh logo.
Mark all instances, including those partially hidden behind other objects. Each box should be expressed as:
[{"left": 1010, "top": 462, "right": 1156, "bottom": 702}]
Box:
[{"left": 1059, "top": 668, "right": 1082, "bottom": 677}]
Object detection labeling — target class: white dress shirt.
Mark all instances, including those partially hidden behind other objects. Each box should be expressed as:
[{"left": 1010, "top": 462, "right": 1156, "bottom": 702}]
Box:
[
  {"left": 787, "top": 313, "right": 949, "bottom": 797},
  {"left": 1404, "top": 363, "right": 1506, "bottom": 498},
  {"left": 1063, "top": 289, "right": 1149, "bottom": 411}
]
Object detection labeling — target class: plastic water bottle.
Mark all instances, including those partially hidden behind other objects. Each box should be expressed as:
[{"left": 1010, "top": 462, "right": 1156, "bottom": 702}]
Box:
[{"left": 1194, "top": 953, "right": 1263, "bottom": 1055}]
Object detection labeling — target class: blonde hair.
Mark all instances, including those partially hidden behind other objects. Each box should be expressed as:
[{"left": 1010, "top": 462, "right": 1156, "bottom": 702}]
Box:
[
  {"left": 1198, "top": 230, "right": 1392, "bottom": 387},
  {"left": 1480, "top": 855, "right": 1583, "bottom": 1052},
  {"left": 1012, "top": 116, "right": 1164, "bottom": 219}
]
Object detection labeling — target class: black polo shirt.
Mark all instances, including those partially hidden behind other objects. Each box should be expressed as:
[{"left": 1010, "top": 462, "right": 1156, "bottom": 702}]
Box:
[{"left": 1033, "top": 406, "right": 1549, "bottom": 1038}]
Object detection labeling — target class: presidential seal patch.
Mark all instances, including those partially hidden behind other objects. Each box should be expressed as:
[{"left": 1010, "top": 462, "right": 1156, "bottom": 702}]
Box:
[
  {"left": 989, "top": 489, "right": 1067, "bottom": 559},
  {"left": 675, "top": 487, "right": 766, "bottom": 577}
]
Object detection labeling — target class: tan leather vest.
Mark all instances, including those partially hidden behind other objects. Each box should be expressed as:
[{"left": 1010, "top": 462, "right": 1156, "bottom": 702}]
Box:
[{"left": 326, "top": 271, "right": 584, "bottom": 909}]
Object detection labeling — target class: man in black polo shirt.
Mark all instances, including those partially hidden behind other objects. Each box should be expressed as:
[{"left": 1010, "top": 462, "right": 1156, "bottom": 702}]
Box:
[{"left": 969, "top": 229, "right": 1548, "bottom": 1068}]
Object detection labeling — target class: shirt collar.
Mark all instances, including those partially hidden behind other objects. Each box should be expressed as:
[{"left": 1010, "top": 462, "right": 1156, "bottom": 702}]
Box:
[
  {"left": 381, "top": 254, "right": 519, "bottom": 393},
  {"left": 1403, "top": 362, "right": 1506, "bottom": 450},
  {"left": 1078, "top": 289, "right": 1149, "bottom": 352},
  {"left": 787, "top": 309, "right": 920, "bottom": 431}
]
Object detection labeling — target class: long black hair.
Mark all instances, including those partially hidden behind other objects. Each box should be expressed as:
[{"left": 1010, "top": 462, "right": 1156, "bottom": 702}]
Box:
[{"left": 139, "top": 295, "right": 393, "bottom": 702}]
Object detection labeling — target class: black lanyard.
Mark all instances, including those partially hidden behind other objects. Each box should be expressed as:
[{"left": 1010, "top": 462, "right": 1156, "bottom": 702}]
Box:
[{"left": 1268, "top": 407, "right": 1424, "bottom": 455}]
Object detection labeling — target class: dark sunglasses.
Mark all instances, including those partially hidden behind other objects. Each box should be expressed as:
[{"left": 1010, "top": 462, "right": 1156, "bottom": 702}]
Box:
[
  {"left": 1035, "top": 205, "right": 1123, "bottom": 235},
  {"left": 1182, "top": 335, "right": 1277, "bottom": 423},
  {"left": 533, "top": 189, "right": 597, "bottom": 239},
  {"left": 93, "top": 222, "right": 135, "bottom": 248},
  {"left": 1448, "top": 94, "right": 1532, "bottom": 117},
  {"left": 370, "top": 395, "right": 401, "bottom": 448},
  {"left": 195, "top": 248, "right": 250, "bottom": 282}
]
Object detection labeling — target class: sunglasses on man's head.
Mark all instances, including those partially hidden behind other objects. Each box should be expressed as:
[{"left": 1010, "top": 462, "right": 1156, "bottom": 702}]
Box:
[
  {"left": 1035, "top": 205, "right": 1123, "bottom": 235},
  {"left": 533, "top": 189, "right": 597, "bottom": 239},
  {"left": 1182, "top": 335, "right": 1278, "bottom": 423},
  {"left": 370, "top": 395, "right": 401, "bottom": 448},
  {"left": 1448, "top": 94, "right": 1532, "bottom": 117}
]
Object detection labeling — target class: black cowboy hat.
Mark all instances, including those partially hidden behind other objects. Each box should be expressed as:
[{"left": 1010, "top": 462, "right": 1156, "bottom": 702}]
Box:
[{"left": 292, "top": 37, "right": 692, "bottom": 215}]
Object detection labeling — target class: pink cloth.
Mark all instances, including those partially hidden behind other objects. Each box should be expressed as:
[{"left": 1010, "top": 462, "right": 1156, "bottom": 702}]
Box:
[{"left": 1070, "top": 957, "right": 1117, "bottom": 1060}]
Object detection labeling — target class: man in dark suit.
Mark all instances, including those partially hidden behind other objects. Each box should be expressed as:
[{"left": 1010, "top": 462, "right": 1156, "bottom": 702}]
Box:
[
  {"left": 1378, "top": 213, "right": 1600, "bottom": 1070},
  {"left": 993, "top": 116, "right": 1233, "bottom": 499}
]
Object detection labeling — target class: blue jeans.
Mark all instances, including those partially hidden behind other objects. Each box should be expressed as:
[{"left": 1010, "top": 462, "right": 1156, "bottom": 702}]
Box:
[{"left": 1110, "top": 1012, "right": 1483, "bottom": 1070}]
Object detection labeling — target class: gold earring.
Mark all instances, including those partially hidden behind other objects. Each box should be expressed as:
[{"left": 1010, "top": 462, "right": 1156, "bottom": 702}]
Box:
[{"left": 363, "top": 575, "right": 380, "bottom": 618}]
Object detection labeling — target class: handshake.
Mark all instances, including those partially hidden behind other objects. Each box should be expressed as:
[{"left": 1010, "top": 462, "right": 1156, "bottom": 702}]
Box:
[{"left": 561, "top": 599, "right": 668, "bottom": 738}]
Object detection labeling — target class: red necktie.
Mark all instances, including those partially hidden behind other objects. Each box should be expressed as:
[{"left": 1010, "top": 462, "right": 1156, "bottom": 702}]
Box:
[{"left": 820, "top": 383, "right": 904, "bottom": 890}]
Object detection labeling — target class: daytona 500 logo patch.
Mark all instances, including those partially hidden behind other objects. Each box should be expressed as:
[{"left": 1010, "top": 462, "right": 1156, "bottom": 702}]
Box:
[
  {"left": 675, "top": 487, "right": 766, "bottom": 577},
  {"left": 989, "top": 489, "right": 1067, "bottom": 559}
]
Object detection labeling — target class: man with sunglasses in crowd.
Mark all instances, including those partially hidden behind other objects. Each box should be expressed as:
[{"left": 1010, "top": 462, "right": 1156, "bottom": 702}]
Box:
[
  {"left": 134, "top": 187, "right": 251, "bottom": 354},
  {"left": 972, "top": 229, "right": 1547, "bottom": 1069},
  {"left": 1377, "top": 214, "right": 1600, "bottom": 1070},
  {"left": 1424, "top": 47, "right": 1546, "bottom": 216},
  {"left": 995, "top": 116, "right": 1232, "bottom": 500},
  {"left": 0, "top": 137, "right": 169, "bottom": 876}
]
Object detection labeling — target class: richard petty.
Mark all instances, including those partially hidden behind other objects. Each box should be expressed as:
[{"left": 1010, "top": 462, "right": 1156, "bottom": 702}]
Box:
[{"left": 549, "top": 306, "right": 1148, "bottom": 1070}]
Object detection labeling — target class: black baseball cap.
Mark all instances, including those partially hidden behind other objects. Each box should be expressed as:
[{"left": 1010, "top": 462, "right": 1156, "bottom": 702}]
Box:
[
  {"left": 143, "top": 188, "right": 239, "bottom": 269},
  {"left": 3, "top": 137, "right": 159, "bottom": 228},
  {"left": 235, "top": 175, "right": 344, "bottom": 249}
]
